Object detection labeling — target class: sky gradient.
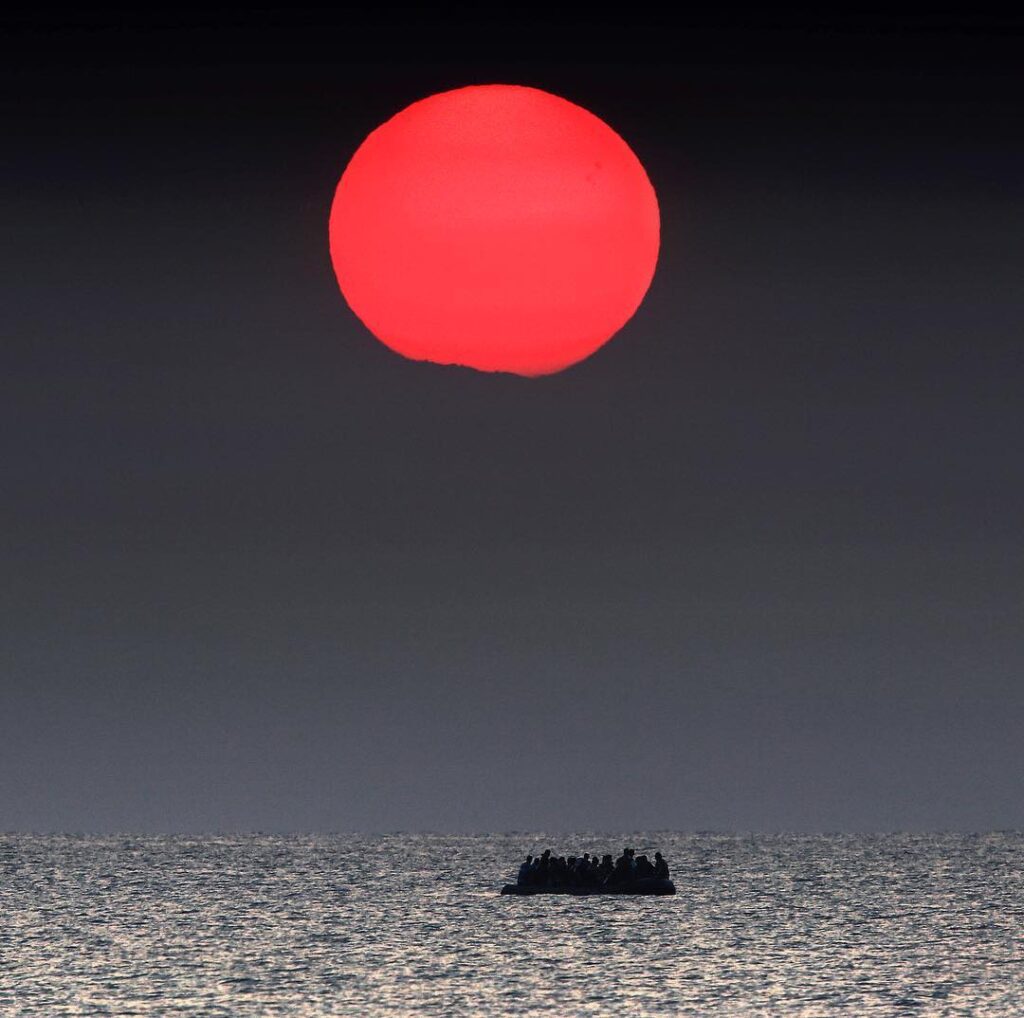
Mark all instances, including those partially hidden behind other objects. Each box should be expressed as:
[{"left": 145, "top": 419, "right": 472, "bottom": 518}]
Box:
[{"left": 3, "top": 11, "right": 1023, "bottom": 832}]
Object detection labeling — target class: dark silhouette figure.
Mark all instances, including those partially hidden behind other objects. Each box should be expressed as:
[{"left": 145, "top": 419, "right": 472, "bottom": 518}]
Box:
[
  {"left": 538, "top": 849, "right": 551, "bottom": 886},
  {"left": 554, "top": 856, "right": 568, "bottom": 886},
  {"left": 608, "top": 848, "right": 634, "bottom": 886},
  {"left": 635, "top": 854, "right": 655, "bottom": 878},
  {"left": 654, "top": 852, "right": 669, "bottom": 880},
  {"left": 517, "top": 855, "right": 533, "bottom": 885},
  {"left": 579, "top": 855, "right": 593, "bottom": 887}
]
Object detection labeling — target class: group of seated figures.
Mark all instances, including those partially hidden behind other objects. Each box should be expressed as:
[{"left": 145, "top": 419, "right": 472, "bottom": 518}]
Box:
[{"left": 516, "top": 847, "right": 670, "bottom": 889}]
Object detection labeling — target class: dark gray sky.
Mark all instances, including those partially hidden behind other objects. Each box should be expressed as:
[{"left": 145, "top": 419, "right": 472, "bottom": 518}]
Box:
[{"left": 3, "top": 11, "right": 1022, "bottom": 832}]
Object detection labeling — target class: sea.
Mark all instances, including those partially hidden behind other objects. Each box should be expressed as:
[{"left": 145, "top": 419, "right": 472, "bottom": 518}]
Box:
[{"left": 2, "top": 832, "right": 1022, "bottom": 1015}]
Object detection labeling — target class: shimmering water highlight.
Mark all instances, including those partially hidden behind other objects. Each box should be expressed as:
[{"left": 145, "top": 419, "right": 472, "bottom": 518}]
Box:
[{"left": 2, "top": 833, "right": 1022, "bottom": 1015}]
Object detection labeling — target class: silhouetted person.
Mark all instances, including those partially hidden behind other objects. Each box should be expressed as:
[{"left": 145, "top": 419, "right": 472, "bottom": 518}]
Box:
[
  {"left": 654, "top": 852, "right": 669, "bottom": 880},
  {"left": 538, "top": 849, "right": 551, "bottom": 886},
  {"left": 576, "top": 855, "right": 592, "bottom": 887},
  {"left": 598, "top": 854, "right": 614, "bottom": 882},
  {"left": 576, "top": 853, "right": 590, "bottom": 885},
  {"left": 528, "top": 856, "right": 541, "bottom": 885},
  {"left": 517, "top": 855, "right": 533, "bottom": 885},
  {"left": 609, "top": 849, "right": 633, "bottom": 885},
  {"left": 558, "top": 857, "right": 568, "bottom": 887},
  {"left": 635, "top": 854, "right": 655, "bottom": 878}
]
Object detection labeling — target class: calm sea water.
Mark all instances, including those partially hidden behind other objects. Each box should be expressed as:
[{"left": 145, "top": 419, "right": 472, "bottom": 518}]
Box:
[{"left": 1, "top": 832, "right": 1022, "bottom": 1015}]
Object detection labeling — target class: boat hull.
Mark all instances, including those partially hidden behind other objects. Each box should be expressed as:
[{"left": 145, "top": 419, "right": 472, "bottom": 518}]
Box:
[{"left": 501, "top": 878, "right": 675, "bottom": 896}]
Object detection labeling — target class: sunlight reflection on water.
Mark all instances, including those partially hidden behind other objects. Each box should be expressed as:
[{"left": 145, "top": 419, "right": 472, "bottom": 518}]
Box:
[{"left": 1, "top": 832, "right": 1022, "bottom": 1015}]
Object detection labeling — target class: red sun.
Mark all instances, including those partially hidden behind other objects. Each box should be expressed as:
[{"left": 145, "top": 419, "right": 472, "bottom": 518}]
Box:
[{"left": 329, "top": 85, "right": 660, "bottom": 376}]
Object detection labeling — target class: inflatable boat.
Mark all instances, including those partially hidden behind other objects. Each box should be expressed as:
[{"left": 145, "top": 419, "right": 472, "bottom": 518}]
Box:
[{"left": 501, "top": 878, "right": 675, "bottom": 896}]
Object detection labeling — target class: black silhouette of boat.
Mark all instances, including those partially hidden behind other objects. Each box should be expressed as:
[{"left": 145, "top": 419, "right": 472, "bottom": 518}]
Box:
[{"left": 501, "top": 877, "right": 675, "bottom": 896}]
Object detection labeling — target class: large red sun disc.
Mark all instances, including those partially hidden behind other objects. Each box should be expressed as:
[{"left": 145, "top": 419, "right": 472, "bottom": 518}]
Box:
[{"left": 329, "top": 85, "right": 660, "bottom": 376}]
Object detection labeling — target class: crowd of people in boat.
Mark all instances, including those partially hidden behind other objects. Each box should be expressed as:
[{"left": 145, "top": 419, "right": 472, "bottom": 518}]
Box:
[{"left": 516, "top": 847, "right": 670, "bottom": 889}]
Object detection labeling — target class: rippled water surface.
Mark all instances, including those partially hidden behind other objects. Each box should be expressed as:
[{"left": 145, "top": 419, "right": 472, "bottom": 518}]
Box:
[{"left": 2, "top": 833, "right": 1022, "bottom": 1015}]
